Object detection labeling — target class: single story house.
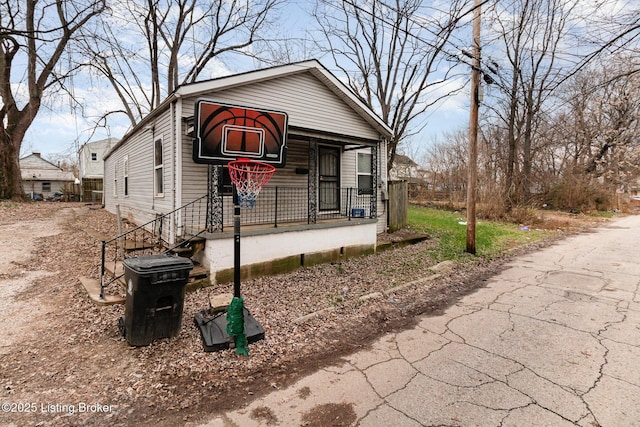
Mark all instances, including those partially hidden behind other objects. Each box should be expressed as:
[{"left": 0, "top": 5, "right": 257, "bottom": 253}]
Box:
[
  {"left": 103, "top": 60, "right": 392, "bottom": 282},
  {"left": 78, "top": 137, "right": 119, "bottom": 203},
  {"left": 20, "top": 152, "right": 76, "bottom": 199}
]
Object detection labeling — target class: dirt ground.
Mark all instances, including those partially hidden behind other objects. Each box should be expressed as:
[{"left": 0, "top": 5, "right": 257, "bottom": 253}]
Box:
[{"left": 0, "top": 202, "right": 610, "bottom": 426}]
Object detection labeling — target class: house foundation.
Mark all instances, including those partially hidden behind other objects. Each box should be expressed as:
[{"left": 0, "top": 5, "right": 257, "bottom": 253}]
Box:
[{"left": 196, "top": 220, "right": 377, "bottom": 284}]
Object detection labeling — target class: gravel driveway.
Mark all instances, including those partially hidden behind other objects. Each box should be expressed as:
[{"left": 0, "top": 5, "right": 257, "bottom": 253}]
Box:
[
  {"left": 0, "top": 208, "right": 73, "bottom": 354},
  {"left": 0, "top": 202, "right": 599, "bottom": 426}
]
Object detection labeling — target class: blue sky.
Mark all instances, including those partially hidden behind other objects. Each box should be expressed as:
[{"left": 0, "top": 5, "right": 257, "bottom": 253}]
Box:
[{"left": 19, "top": 0, "right": 471, "bottom": 163}]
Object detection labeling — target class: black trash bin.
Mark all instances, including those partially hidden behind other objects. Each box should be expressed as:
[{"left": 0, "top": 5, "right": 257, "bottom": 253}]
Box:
[{"left": 121, "top": 254, "right": 193, "bottom": 346}]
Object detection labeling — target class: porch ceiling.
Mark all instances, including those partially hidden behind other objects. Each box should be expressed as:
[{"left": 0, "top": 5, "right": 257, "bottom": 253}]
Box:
[{"left": 288, "top": 126, "right": 379, "bottom": 147}]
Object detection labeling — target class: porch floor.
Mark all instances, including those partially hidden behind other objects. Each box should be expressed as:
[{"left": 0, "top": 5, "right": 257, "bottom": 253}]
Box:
[{"left": 195, "top": 216, "right": 377, "bottom": 239}]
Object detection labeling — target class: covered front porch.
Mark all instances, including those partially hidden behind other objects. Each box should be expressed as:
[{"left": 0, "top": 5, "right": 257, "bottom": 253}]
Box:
[
  {"left": 200, "top": 136, "right": 382, "bottom": 233},
  {"left": 186, "top": 136, "right": 383, "bottom": 283}
]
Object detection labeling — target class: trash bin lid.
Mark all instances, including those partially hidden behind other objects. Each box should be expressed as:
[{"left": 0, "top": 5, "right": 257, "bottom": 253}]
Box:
[{"left": 123, "top": 254, "right": 193, "bottom": 274}]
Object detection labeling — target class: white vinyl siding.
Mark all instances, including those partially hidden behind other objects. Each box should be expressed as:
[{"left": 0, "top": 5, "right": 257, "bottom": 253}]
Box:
[
  {"left": 267, "top": 139, "right": 309, "bottom": 188},
  {"left": 185, "top": 72, "right": 379, "bottom": 141},
  {"left": 104, "top": 109, "right": 174, "bottom": 226},
  {"left": 112, "top": 163, "right": 118, "bottom": 197}
]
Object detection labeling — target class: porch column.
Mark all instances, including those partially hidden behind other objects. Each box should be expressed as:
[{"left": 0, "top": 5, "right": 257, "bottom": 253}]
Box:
[
  {"left": 370, "top": 143, "right": 378, "bottom": 218},
  {"left": 308, "top": 138, "right": 318, "bottom": 224},
  {"left": 207, "top": 165, "right": 223, "bottom": 232}
]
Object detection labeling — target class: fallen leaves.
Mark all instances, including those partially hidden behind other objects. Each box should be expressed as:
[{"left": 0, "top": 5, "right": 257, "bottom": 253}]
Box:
[{"left": 0, "top": 202, "right": 564, "bottom": 426}]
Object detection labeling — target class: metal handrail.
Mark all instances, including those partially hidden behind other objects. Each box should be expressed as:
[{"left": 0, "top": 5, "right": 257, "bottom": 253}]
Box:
[{"left": 99, "top": 195, "right": 208, "bottom": 299}]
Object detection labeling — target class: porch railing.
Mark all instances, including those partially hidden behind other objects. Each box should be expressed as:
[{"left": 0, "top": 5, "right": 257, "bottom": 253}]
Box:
[
  {"left": 99, "top": 195, "right": 209, "bottom": 299},
  {"left": 216, "top": 186, "right": 373, "bottom": 230}
]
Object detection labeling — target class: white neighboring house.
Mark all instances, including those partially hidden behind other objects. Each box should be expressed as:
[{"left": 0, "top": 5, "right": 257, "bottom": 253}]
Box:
[
  {"left": 389, "top": 154, "right": 420, "bottom": 181},
  {"left": 390, "top": 154, "right": 430, "bottom": 200},
  {"left": 78, "top": 137, "right": 119, "bottom": 203},
  {"left": 20, "top": 152, "right": 76, "bottom": 199},
  {"left": 102, "top": 60, "right": 393, "bottom": 283}
]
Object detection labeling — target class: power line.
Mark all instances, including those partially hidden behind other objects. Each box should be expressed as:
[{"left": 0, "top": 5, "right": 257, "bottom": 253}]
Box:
[
  {"left": 334, "top": 0, "right": 472, "bottom": 65},
  {"left": 331, "top": 0, "right": 498, "bottom": 80}
]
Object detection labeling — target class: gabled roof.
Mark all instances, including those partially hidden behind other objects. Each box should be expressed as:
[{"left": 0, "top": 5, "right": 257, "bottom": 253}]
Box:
[
  {"left": 175, "top": 60, "right": 392, "bottom": 138},
  {"left": 21, "top": 169, "right": 76, "bottom": 182},
  {"left": 393, "top": 154, "right": 418, "bottom": 167},
  {"left": 19, "top": 153, "right": 75, "bottom": 182},
  {"left": 19, "top": 152, "right": 60, "bottom": 170},
  {"left": 78, "top": 137, "right": 119, "bottom": 154},
  {"left": 107, "top": 60, "right": 392, "bottom": 159}
]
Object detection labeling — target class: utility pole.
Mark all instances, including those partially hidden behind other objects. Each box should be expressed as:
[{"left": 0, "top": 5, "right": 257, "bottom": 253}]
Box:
[{"left": 466, "top": 0, "right": 481, "bottom": 254}]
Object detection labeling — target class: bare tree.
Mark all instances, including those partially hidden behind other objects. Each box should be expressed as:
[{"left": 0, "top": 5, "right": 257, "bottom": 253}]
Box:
[
  {"left": 82, "top": 0, "right": 281, "bottom": 128},
  {"left": 313, "top": 0, "right": 466, "bottom": 173},
  {"left": 423, "top": 130, "right": 468, "bottom": 200},
  {"left": 484, "top": 0, "right": 579, "bottom": 208},
  {"left": 482, "top": 0, "right": 640, "bottom": 211},
  {"left": 559, "top": 59, "right": 640, "bottom": 185},
  {"left": 572, "top": 1, "right": 640, "bottom": 77},
  {"left": 479, "top": 53, "right": 640, "bottom": 211},
  {"left": 0, "top": 0, "right": 106, "bottom": 200}
]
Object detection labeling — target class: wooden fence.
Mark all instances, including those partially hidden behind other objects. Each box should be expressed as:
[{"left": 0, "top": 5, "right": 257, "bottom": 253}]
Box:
[{"left": 388, "top": 180, "right": 408, "bottom": 232}]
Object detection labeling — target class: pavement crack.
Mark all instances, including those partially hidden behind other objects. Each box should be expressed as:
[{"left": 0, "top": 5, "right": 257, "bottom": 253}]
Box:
[
  {"left": 498, "top": 311, "right": 517, "bottom": 340},
  {"left": 505, "top": 365, "right": 596, "bottom": 423},
  {"left": 408, "top": 337, "right": 453, "bottom": 365}
]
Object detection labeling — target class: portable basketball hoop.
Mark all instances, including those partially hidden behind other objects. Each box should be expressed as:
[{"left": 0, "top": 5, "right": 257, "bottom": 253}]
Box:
[
  {"left": 228, "top": 158, "right": 275, "bottom": 209},
  {"left": 221, "top": 158, "right": 275, "bottom": 356},
  {"left": 192, "top": 100, "right": 287, "bottom": 356}
]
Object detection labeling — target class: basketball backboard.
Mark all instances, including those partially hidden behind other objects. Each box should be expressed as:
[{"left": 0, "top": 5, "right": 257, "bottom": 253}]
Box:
[{"left": 193, "top": 100, "right": 288, "bottom": 167}]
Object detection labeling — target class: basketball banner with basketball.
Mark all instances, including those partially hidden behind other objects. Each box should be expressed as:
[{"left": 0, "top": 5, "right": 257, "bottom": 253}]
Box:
[{"left": 193, "top": 100, "right": 288, "bottom": 167}]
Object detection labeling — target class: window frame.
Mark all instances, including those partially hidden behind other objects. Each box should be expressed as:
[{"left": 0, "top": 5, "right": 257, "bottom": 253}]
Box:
[
  {"left": 154, "top": 137, "right": 164, "bottom": 197},
  {"left": 123, "top": 155, "right": 129, "bottom": 197},
  {"left": 113, "top": 163, "right": 118, "bottom": 197},
  {"left": 218, "top": 166, "right": 233, "bottom": 196},
  {"left": 356, "top": 151, "right": 373, "bottom": 195}
]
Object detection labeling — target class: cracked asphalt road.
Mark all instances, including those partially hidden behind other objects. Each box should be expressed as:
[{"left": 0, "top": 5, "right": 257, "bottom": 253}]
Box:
[{"left": 200, "top": 214, "right": 640, "bottom": 427}]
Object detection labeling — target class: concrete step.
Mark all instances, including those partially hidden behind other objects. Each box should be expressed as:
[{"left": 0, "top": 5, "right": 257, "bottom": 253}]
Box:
[
  {"left": 186, "top": 264, "right": 211, "bottom": 291},
  {"left": 170, "top": 246, "right": 193, "bottom": 256},
  {"left": 103, "top": 260, "right": 124, "bottom": 277},
  {"left": 87, "top": 259, "right": 211, "bottom": 305},
  {"left": 170, "top": 236, "right": 206, "bottom": 258},
  {"left": 78, "top": 276, "right": 125, "bottom": 306}
]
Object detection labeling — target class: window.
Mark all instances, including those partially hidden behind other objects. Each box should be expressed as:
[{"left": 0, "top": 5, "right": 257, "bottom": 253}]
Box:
[
  {"left": 91, "top": 152, "right": 97, "bottom": 161},
  {"left": 123, "top": 156, "right": 129, "bottom": 197},
  {"left": 42, "top": 182, "right": 51, "bottom": 192},
  {"left": 357, "top": 152, "right": 373, "bottom": 195},
  {"left": 154, "top": 138, "right": 163, "bottom": 196},
  {"left": 113, "top": 164, "right": 118, "bottom": 197}
]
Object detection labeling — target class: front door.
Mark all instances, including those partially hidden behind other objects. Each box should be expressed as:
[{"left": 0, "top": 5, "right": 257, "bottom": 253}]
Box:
[{"left": 318, "top": 146, "right": 340, "bottom": 211}]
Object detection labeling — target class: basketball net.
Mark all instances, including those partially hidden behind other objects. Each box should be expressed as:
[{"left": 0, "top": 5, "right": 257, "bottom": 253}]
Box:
[{"left": 228, "top": 159, "right": 275, "bottom": 209}]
